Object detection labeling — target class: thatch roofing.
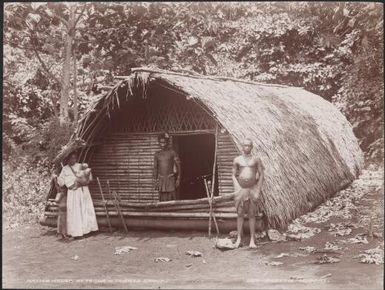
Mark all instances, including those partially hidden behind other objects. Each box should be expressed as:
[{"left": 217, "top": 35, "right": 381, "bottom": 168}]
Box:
[{"left": 68, "top": 67, "right": 363, "bottom": 228}]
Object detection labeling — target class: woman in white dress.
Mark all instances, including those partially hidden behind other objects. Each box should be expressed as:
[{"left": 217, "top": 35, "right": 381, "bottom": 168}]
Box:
[{"left": 57, "top": 152, "right": 99, "bottom": 237}]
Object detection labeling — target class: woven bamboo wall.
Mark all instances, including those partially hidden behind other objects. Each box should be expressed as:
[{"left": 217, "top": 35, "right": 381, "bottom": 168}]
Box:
[
  {"left": 217, "top": 131, "right": 239, "bottom": 195},
  {"left": 88, "top": 133, "right": 159, "bottom": 203},
  {"left": 87, "top": 130, "right": 240, "bottom": 202}
]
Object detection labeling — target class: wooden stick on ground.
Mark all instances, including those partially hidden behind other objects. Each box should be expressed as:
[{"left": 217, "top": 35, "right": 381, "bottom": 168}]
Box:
[
  {"left": 97, "top": 177, "right": 112, "bottom": 233},
  {"left": 107, "top": 179, "right": 129, "bottom": 234}
]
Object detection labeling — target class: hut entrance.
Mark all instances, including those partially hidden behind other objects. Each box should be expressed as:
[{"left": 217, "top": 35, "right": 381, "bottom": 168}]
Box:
[{"left": 173, "top": 133, "right": 218, "bottom": 200}]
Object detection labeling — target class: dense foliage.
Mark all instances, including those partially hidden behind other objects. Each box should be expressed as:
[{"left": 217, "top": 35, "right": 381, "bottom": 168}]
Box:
[
  {"left": 3, "top": 157, "right": 49, "bottom": 229},
  {"left": 2, "top": 2, "right": 383, "bottom": 227}
]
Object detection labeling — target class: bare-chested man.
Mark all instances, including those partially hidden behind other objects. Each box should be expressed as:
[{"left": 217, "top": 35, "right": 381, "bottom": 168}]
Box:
[
  {"left": 232, "top": 138, "right": 264, "bottom": 248},
  {"left": 153, "top": 133, "right": 181, "bottom": 202}
]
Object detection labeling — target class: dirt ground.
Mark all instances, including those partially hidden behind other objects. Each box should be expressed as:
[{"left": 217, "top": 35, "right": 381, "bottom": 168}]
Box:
[{"left": 3, "top": 169, "right": 384, "bottom": 289}]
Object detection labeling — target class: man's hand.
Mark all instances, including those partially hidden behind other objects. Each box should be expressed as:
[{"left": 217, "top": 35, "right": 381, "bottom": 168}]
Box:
[
  {"left": 154, "top": 178, "right": 159, "bottom": 190},
  {"left": 175, "top": 177, "right": 180, "bottom": 188}
]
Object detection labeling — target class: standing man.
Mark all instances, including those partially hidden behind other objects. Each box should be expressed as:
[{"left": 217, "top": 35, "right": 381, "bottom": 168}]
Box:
[
  {"left": 153, "top": 133, "right": 181, "bottom": 201},
  {"left": 232, "top": 138, "right": 264, "bottom": 248}
]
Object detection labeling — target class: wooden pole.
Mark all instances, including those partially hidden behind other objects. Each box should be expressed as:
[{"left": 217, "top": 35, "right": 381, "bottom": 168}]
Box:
[
  {"left": 211, "top": 125, "right": 218, "bottom": 194},
  {"left": 107, "top": 179, "right": 129, "bottom": 234},
  {"left": 204, "top": 178, "right": 212, "bottom": 237},
  {"left": 205, "top": 179, "right": 220, "bottom": 236},
  {"left": 96, "top": 177, "right": 112, "bottom": 233},
  {"left": 211, "top": 126, "right": 220, "bottom": 235}
]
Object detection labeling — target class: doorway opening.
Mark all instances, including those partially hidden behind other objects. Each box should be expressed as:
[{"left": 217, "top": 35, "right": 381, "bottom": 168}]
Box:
[{"left": 173, "top": 133, "right": 218, "bottom": 200}]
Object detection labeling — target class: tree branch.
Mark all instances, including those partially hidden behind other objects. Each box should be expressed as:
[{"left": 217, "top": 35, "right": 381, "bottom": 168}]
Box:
[
  {"left": 74, "top": 3, "right": 87, "bottom": 26},
  {"left": 31, "top": 45, "right": 62, "bottom": 88},
  {"left": 51, "top": 11, "right": 69, "bottom": 28}
]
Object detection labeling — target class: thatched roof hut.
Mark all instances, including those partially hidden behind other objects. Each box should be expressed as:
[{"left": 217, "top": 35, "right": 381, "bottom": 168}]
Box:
[{"left": 43, "top": 68, "right": 363, "bottom": 230}]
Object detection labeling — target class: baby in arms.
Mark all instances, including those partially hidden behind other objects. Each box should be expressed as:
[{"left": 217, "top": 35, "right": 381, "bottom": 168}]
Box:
[{"left": 74, "top": 163, "right": 93, "bottom": 186}]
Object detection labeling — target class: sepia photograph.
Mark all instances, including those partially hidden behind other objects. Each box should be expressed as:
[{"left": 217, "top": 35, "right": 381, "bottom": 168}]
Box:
[{"left": 2, "top": 2, "right": 384, "bottom": 289}]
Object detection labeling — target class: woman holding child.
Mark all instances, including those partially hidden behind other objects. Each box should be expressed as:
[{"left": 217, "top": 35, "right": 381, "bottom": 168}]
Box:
[{"left": 55, "top": 152, "right": 98, "bottom": 238}]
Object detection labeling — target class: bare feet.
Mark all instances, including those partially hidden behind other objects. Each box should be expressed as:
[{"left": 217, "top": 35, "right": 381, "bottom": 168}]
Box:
[{"left": 249, "top": 241, "right": 257, "bottom": 249}]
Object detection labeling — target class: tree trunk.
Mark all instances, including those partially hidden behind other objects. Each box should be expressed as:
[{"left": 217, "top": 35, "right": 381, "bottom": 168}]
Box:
[
  {"left": 73, "top": 55, "right": 78, "bottom": 123},
  {"left": 59, "top": 5, "right": 76, "bottom": 125}
]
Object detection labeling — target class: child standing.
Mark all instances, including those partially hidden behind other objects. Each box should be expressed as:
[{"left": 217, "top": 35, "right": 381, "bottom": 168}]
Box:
[{"left": 52, "top": 166, "right": 68, "bottom": 240}]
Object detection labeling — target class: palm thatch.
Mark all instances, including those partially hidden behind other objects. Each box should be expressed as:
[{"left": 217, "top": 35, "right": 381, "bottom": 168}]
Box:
[
  {"left": 61, "top": 67, "right": 363, "bottom": 228},
  {"left": 52, "top": 137, "right": 87, "bottom": 165}
]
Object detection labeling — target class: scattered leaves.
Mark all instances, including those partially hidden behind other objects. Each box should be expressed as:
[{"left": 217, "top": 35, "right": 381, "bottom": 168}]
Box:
[{"left": 114, "top": 246, "right": 138, "bottom": 255}]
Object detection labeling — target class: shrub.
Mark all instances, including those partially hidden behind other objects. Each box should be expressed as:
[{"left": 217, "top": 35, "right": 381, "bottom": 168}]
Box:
[{"left": 3, "top": 157, "right": 50, "bottom": 229}]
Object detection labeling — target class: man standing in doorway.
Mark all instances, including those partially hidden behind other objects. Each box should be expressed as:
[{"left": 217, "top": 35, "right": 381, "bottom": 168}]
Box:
[
  {"left": 153, "top": 133, "right": 181, "bottom": 201},
  {"left": 232, "top": 138, "right": 264, "bottom": 248}
]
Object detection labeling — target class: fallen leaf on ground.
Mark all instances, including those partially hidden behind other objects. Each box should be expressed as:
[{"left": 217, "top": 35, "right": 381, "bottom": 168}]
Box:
[
  {"left": 324, "top": 242, "right": 342, "bottom": 251},
  {"left": 275, "top": 252, "right": 307, "bottom": 258},
  {"left": 358, "top": 247, "right": 384, "bottom": 265},
  {"left": 154, "top": 257, "right": 172, "bottom": 263},
  {"left": 287, "top": 222, "right": 321, "bottom": 240},
  {"left": 114, "top": 246, "right": 138, "bottom": 255},
  {"left": 328, "top": 223, "right": 353, "bottom": 236},
  {"left": 71, "top": 255, "right": 79, "bottom": 261},
  {"left": 255, "top": 231, "right": 267, "bottom": 240},
  {"left": 321, "top": 273, "right": 332, "bottom": 279},
  {"left": 275, "top": 253, "right": 290, "bottom": 258},
  {"left": 185, "top": 263, "right": 193, "bottom": 268},
  {"left": 267, "top": 229, "right": 286, "bottom": 242},
  {"left": 215, "top": 238, "right": 236, "bottom": 250},
  {"left": 186, "top": 250, "right": 203, "bottom": 257},
  {"left": 347, "top": 234, "right": 369, "bottom": 244},
  {"left": 316, "top": 255, "right": 341, "bottom": 264},
  {"left": 265, "top": 261, "right": 283, "bottom": 266}
]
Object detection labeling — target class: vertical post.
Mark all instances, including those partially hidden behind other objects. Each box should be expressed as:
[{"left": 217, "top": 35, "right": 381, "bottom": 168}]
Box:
[
  {"left": 211, "top": 125, "right": 219, "bottom": 194},
  {"left": 97, "top": 177, "right": 112, "bottom": 233},
  {"left": 73, "top": 55, "right": 78, "bottom": 123}
]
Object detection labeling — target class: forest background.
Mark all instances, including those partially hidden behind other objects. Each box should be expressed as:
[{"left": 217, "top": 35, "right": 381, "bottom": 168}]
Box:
[{"left": 3, "top": 2, "right": 384, "bottom": 228}]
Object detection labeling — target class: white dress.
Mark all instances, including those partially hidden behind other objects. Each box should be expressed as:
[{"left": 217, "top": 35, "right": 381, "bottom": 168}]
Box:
[{"left": 58, "top": 163, "right": 99, "bottom": 237}]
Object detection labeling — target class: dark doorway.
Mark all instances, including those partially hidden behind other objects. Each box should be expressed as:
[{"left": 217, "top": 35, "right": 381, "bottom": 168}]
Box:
[{"left": 173, "top": 134, "right": 218, "bottom": 200}]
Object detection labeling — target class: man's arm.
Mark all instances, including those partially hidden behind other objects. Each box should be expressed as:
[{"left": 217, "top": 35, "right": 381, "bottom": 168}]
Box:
[
  {"left": 173, "top": 151, "right": 181, "bottom": 188},
  {"left": 255, "top": 158, "right": 264, "bottom": 193},
  {"left": 232, "top": 157, "right": 241, "bottom": 191}
]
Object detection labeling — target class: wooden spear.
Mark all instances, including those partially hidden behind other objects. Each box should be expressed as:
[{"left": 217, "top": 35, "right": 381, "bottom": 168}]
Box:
[
  {"left": 96, "top": 177, "right": 112, "bottom": 233},
  {"left": 208, "top": 180, "right": 220, "bottom": 235},
  {"left": 204, "top": 179, "right": 219, "bottom": 237},
  {"left": 107, "top": 179, "right": 129, "bottom": 234}
]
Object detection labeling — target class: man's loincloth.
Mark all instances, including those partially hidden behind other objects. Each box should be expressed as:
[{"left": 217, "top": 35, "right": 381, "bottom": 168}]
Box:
[
  {"left": 158, "top": 173, "right": 176, "bottom": 192},
  {"left": 234, "top": 183, "right": 260, "bottom": 217}
]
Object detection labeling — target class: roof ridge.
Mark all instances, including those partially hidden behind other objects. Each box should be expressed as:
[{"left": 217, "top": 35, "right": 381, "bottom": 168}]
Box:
[{"left": 114, "top": 67, "right": 295, "bottom": 89}]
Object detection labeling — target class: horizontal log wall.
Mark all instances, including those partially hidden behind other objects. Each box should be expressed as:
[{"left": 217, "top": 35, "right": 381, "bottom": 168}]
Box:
[
  {"left": 89, "top": 132, "right": 159, "bottom": 203},
  {"left": 217, "top": 131, "right": 239, "bottom": 195}
]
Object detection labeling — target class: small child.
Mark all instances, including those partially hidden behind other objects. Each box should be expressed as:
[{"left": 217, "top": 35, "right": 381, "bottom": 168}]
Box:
[{"left": 52, "top": 166, "right": 68, "bottom": 240}]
